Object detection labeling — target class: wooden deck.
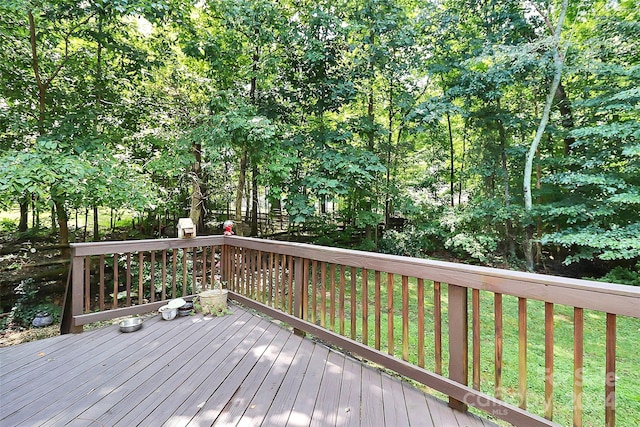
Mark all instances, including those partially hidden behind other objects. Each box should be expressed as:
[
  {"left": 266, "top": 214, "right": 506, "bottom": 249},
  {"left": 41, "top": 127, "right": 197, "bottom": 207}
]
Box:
[{"left": 1, "top": 303, "right": 497, "bottom": 427}]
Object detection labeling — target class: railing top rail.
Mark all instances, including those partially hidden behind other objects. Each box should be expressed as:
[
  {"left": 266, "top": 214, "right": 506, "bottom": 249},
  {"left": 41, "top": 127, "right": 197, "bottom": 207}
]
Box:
[
  {"left": 226, "top": 236, "right": 640, "bottom": 318},
  {"left": 69, "top": 235, "right": 640, "bottom": 317},
  {"left": 70, "top": 235, "right": 225, "bottom": 257}
]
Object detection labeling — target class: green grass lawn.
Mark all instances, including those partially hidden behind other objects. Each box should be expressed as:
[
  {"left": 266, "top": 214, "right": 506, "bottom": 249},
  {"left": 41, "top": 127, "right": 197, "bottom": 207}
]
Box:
[
  {"left": 305, "top": 270, "right": 640, "bottom": 427},
  {"left": 0, "top": 205, "right": 135, "bottom": 236}
]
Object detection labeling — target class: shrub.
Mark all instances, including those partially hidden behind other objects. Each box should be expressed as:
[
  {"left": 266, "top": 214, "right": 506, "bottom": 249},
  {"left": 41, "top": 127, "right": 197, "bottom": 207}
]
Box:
[
  {"left": 592, "top": 262, "right": 640, "bottom": 287},
  {"left": 1, "top": 279, "right": 61, "bottom": 329}
]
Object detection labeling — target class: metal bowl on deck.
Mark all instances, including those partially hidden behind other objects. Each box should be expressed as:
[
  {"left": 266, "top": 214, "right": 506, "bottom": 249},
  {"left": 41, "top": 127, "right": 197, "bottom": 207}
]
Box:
[{"left": 119, "top": 317, "right": 143, "bottom": 333}]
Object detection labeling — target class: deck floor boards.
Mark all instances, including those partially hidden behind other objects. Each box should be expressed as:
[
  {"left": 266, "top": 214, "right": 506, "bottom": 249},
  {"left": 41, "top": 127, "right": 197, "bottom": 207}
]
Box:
[{"left": 1, "top": 302, "right": 498, "bottom": 427}]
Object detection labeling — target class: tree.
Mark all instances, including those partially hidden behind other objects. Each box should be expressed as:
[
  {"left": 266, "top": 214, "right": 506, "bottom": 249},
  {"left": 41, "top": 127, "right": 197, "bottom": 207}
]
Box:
[{"left": 523, "top": 0, "right": 569, "bottom": 271}]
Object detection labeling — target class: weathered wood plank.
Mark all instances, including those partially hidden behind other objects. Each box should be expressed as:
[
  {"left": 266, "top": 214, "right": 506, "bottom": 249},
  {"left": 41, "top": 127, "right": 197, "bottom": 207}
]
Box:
[
  {"left": 382, "top": 372, "right": 411, "bottom": 426},
  {"left": 158, "top": 315, "right": 268, "bottom": 427},
  {"left": 235, "top": 334, "right": 303, "bottom": 427},
  {"left": 187, "top": 324, "right": 288, "bottom": 426},
  {"left": 261, "top": 338, "right": 315, "bottom": 426},
  {"left": 310, "top": 349, "right": 345, "bottom": 427},
  {"left": 337, "top": 356, "right": 362, "bottom": 427},
  {"left": 286, "top": 343, "right": 329, "bottom": 426},
  {"left": 403, "top": 381, "right": 435, "bottom": 427},
  {"left": 360, "top": 363, "right": 385, "bottom": 427}
]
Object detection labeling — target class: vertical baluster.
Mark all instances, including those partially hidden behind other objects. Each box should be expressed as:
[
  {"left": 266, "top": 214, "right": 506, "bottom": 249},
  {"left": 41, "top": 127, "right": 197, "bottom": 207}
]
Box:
[
  {"left": 250, "top": 249, "right": 255, "bottom": 299},
  {"left": 262, "top": 251, "right": 268, "bottom": 304},
  {"left": 201, "top": 246, "right": 207, "bottom": 291},
  {"left": 161, "top": 250, "right": 167, "bottom": 300},
  {"left": 287, "top": 254, "right": 293, "bottom": 315},
  {"left": 330, "top": 264, "right": 336, "bottom": 329},
  {"left": 434, "top": 281, "right": 442, "bottom": 375},
  {"left": 320, "top": 262, "right": 327, "bottom": 327},
  {"left": 171, "top": 249, "right": 177, "bottom": 298},
  {"left": 544, "top": 302, "right": 554, "bottom": 420},
  {"left": 280, "top": 254, "right": 287, "bottom": 310},
  {"left": 192, "top": 247, "right": 197, "bottom": 294},
  {"left": 242, "top": 248, "right": 248, "bottom": 296},
  {"left": 138, "top": 252, "right": 144, "bottom": 305},
  {"left": 518, "top": 297, "right": 528, "bottom": 409},
  {"left": 269, "top": 252, "right": 275, "bottom": 306},
  {"left": 237, "top": 246, "right": 242, "bottom": 293},
  {"left": 339, "top": 265, "right": 346, "bottom": 336},
  {"left": 261, "top": 251, "right": 266, "bottom": 303},
  {"left": 417, "top": 278, "right": 425, "bottom": 368},
  {"left": 181, "top": 248, "right": 187, "bottom": 296},
  {"left": 232, "top": 245, "right": 238, "bottom": 291},
  {"left": 303, "top": 258, "right": 309, "bottom": 320},
  {"left": 387, "top": 273, "right": 394, "bottom": 356},
  {"left": 375, "top": 270, "right": 381, "bottom": 350},
  {"left": 126, "top": 253, "right": 132, "bottom": 306},
  {"left": 573, "top": 307, "right": 583, "bottom": 427},
  {"left": 210, "top": 245, "right": 216, "bottom": 291},
  {"left": 495, "top": 293, "right": 503, "bottom": 400},
  {"left": 113, "top": 253, "right": 119, "bottom": 309},
  {"left": 605, "top": 313, "right": 616, "bottom": 427},
  {"left": 350, "top": 267, "right": 356, "bottom": 340},
  {"left": 99, "top": 255, "right": 105, "bottom": 311},
  {"left": 273, "top": 254, "right": 282, "bottom": 309},
  {"left": 311, "top": 260, "right": 318, "bottom": 324},
  {"left": 253, "top": 249, "right": 257, "bottom": 299},
  {"left": 150, "top": 251, "right": 155, "bottom": 303},
  {"left": 362, "top": 268, "right": 368, "bottom": 346},
  {"left": 402, "top": 275, "right": 409, "bottom": 361},
  {"left": 472, "top": 288, "right": 481, "bottom": 390},
  {"left": 245, "top": 248, "right": 251, "bottom": 296}
]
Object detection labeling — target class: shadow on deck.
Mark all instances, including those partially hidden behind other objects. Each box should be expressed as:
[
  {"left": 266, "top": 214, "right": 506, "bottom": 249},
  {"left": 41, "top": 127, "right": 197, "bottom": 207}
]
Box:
[{"left": 1, "top": 303, "right": 497, "bottom": 427}]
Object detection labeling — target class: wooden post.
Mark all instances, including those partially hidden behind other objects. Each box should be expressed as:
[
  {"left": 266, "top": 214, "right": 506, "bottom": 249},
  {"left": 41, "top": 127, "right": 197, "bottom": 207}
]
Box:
[
  {"left": 293, "top": 257, "right": 306, "bottom": 337},
  {"left": 70, "top": 254, "right": 85, "bottom": 333},
  {"left": 448, "top": 284, "right": 468, "bottom": 412},
  {"left": 605, "top": 313, "right": 616, "bottom": 427}
]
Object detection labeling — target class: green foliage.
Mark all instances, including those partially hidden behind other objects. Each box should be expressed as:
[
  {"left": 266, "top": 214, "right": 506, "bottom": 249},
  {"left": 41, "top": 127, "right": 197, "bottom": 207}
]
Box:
[
  {"left": 592, "top": 263, "right": 640, "bottom": 287},
  {"left": 379, "top": 227, "right": 437, "bottom": 257},
  {"left": 1, "top": 279, "right": 61, "bottom": 329},
  {"left": 0, "top": 218, "right": 17, "bottom": 232},
  {"left": 0, "top": 0, "right": 637, "bottom": 277}
]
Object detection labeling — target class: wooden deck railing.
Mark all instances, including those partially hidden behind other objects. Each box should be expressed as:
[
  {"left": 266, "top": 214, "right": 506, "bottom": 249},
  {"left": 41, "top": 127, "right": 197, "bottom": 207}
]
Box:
[{"left": 65, "top": 236, "right": 640, "bottom": 427}]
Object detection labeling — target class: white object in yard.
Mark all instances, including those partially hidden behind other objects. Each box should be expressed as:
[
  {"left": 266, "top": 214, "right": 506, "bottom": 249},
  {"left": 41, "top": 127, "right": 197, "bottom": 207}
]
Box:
[{"left": 177, "top": 218, "right": 196, "bottom": 238}]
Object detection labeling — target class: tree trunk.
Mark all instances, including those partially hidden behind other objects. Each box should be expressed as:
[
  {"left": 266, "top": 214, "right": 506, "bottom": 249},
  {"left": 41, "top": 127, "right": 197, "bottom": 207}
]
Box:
[
  {"left": 19, "top": 200, "right": 28, "bottom": 232},
  {"left": 458, "top": 119, "right": 468, "bottom": 205},
  {"left": 51, "top": 205, "right": 57, "bottom": 232},
  {"left": 446, "top": 112, "right": 455, "bottom": 207},
  {"left": 524, "top": 0, "right": 568, "bottom": 271},
  {"left": 190, "top": 142, "right": 205, "bottom": 232},
  {"left": 93, "top": 206, "right": 99, "bottom": 241},
  {"left": 497, "top": 98, "right": 515, "bottom": 258},
  {"left": 250, "top": 163, "right": 259, "bottom": 236},
  {"left": 556, "top": 82, "right": 575, "bottom": 154},
  {"left": 235, "top": 146, "right": 247, "bottom": 222},
  {"left": 54, "top": 199, "right": 70, "bottom": 258},
  {"left": 83, "top": 208, "right": 88, "bottom": 241}
]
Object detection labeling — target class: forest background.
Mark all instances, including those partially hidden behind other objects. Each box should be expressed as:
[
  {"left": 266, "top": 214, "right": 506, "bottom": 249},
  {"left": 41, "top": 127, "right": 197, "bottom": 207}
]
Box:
[{"left": 1, "top": 0, "right": 639, "bottom": 299}]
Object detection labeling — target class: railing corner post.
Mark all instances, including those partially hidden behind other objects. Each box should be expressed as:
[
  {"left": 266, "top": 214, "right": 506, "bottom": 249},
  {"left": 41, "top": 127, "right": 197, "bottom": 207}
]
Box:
[
  {"left": 67, "top": 251, "right": 85, "bottom": 333},
  {"left": 448, "top": 283, "right": 469, "bottom": 412}
]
